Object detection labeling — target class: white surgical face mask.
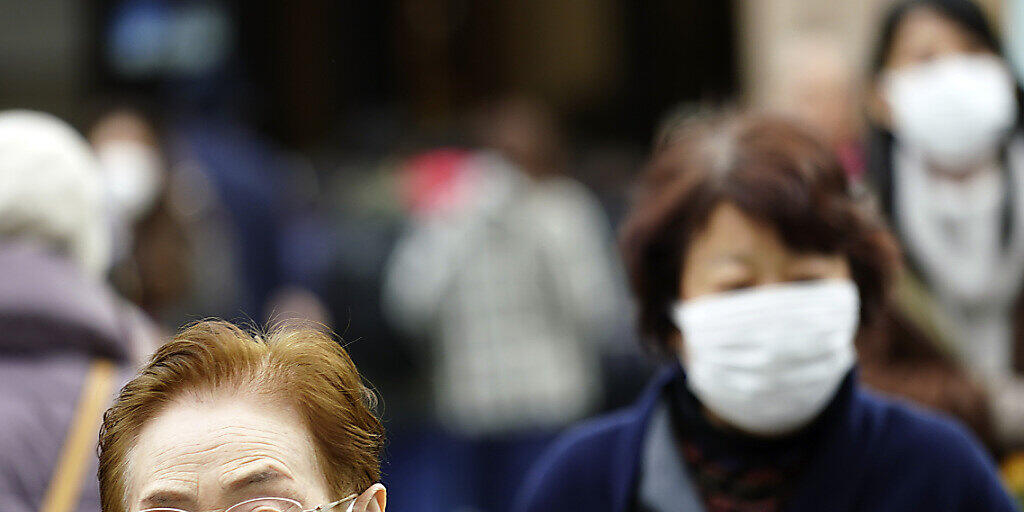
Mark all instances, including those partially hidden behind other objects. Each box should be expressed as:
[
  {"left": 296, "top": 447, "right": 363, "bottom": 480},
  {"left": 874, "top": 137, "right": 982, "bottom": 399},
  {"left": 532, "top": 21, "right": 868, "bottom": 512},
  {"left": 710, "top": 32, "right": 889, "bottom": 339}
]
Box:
[
  {"left": 96, "top": 140, "right": 163, "bottom": 223},
  {"left": 671, "top": 279, "right": 860, "bottom": 436},
  {"left": 95, "top": 140, "right": 164, "bottom": 262},
  {"left": 884, "top": 53, "right": 1016, "bottom": 173}
]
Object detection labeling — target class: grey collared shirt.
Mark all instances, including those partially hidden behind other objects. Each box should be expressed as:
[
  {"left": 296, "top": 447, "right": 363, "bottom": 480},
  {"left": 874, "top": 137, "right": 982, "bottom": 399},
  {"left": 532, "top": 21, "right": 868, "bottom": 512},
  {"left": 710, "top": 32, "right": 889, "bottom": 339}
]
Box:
[{"left": 636, "top": 400, "right": 705, "bottom": 512}]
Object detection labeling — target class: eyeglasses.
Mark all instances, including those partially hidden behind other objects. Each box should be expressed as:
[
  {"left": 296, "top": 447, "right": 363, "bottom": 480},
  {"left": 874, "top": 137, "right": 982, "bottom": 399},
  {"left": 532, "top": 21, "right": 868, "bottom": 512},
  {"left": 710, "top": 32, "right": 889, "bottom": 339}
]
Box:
[{"left": 139, "top": 493, "right": 358, "bottom": 512}]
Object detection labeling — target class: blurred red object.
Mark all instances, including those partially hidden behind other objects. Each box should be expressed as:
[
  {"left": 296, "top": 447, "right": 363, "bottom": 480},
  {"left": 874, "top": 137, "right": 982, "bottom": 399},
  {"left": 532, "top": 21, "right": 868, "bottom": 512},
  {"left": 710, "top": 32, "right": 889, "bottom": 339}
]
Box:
[{"left": 400, "top": 148, "right": 476, "bottom": 217}]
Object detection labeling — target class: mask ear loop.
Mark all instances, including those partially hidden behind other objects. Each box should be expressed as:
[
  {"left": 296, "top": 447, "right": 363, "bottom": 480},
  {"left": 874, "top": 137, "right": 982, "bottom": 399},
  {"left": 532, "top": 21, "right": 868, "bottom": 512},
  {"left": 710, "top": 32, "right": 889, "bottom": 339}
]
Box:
[{"left": 998, "top": 141, "right": 1014, "bottom": 249}]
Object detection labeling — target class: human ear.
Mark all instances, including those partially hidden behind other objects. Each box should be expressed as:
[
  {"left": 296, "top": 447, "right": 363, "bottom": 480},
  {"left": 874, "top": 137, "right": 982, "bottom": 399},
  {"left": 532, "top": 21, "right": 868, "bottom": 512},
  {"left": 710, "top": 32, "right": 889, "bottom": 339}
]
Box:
[
  {"left": 865, "top": 78, "right": 892, "bottom": 130},
  {"left": 353, "top": 483, "right": 386, "bottom": 512}
]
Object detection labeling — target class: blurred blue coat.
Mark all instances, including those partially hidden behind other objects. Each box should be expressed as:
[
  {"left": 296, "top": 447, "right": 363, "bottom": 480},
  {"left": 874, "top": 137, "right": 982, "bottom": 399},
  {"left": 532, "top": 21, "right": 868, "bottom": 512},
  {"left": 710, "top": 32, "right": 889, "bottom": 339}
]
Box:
[{"left": 514, "top": 365, "right": 1019, "bottom": 512}]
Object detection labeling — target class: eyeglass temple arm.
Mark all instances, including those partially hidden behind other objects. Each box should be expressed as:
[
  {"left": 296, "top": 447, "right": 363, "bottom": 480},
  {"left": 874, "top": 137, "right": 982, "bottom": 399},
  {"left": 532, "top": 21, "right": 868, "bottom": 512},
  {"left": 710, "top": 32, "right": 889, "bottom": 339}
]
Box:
[{"left": 307, "top": 492, "right": 359, "bottom": 512}]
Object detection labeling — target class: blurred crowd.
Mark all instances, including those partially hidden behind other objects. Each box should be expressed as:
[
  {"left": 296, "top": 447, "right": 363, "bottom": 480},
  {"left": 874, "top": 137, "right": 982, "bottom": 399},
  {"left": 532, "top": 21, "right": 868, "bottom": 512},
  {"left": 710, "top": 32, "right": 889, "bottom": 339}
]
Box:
[{"left": 8, "top": 0, "right": 1024, "bottom": 511}]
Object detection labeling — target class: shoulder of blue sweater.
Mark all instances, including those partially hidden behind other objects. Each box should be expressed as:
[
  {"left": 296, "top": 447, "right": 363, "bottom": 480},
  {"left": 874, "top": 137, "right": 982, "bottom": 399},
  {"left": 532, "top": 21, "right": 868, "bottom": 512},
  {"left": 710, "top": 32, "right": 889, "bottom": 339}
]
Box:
[
  {"left": 849, "top": 389, "right": 1021, "bottom": 510},
  {"left": 515, "top": 368, "right": 679, "bottom": 512},
  {"left": 515, "top": 407, "right": 643, "bottom": 497},
  {"left": 540, "top": 406, "right": 642, "bottom": 467},
  {"left": 854, "top": 388, "right": 996, "bottom": 474}
]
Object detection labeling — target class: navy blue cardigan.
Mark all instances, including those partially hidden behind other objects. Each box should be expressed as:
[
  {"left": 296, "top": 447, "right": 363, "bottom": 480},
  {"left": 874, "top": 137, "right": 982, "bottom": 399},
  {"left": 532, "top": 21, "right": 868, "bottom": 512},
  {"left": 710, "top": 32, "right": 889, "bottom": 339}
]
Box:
[{"left": 514, "top": 366, "right": 1019, "bottom": 512}]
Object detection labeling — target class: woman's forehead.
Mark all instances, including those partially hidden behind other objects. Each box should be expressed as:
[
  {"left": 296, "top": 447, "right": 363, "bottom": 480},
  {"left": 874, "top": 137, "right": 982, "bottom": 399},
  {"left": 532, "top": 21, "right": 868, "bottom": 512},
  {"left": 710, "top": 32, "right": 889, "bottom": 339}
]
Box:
[
  {"left": 686, "top": 202, "right": 845, "bottom": 262},
  {"left": 889, "top": 7, "right": 987, "bottom": 64},
  {"left": 127, "top": 396, "right": 322, "bottom": 503}
]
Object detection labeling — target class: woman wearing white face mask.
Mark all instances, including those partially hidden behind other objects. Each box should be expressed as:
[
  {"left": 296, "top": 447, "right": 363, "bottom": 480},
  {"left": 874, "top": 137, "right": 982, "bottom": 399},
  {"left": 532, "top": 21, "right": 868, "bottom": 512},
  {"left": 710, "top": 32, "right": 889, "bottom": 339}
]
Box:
[
  {"left": 514, "top": 114, "right": 1017, "bottom": 512},
  {"left": 89, "top": 108, "right": 166, "bottom": 265},
  {"left": 866, "top": 0, "right": 1024, "bottom": 449}
]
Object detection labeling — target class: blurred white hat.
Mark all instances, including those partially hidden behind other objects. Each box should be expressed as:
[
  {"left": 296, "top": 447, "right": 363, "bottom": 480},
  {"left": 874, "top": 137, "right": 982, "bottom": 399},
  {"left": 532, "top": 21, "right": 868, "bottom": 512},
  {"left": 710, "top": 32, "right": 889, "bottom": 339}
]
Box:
[{"left": 0, "top": 110, "right": 110, "bottom": 279}]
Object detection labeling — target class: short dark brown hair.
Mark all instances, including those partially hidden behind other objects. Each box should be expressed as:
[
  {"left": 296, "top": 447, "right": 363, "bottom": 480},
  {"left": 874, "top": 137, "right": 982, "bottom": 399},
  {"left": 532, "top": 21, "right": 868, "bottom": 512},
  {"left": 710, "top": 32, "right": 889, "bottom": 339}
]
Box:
[
  {"left": 98, "top": 320, "right": 384, "bottom": 512},
  {"left": 620, "top": 113, "right": 900, "bottom": 354}
]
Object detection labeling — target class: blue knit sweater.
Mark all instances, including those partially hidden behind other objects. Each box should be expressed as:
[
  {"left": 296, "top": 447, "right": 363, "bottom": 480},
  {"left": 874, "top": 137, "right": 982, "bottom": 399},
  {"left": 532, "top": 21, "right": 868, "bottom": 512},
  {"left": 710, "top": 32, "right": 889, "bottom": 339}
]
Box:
[{"left": 514, "top": 366, "right": 1019, "bottom": 512}]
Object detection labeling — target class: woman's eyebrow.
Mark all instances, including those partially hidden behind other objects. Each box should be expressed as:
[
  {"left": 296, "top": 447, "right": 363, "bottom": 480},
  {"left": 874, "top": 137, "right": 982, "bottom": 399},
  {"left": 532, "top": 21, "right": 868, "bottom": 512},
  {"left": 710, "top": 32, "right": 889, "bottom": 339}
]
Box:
[
  {"left": 140, "top": 489, "right": 194, "bottom": 509},
  {"left": 711, "top": 253, "right": 752, "bottom": 265},
  {"left": 224, "top": 466, "right": 290, "bottom": 492}
]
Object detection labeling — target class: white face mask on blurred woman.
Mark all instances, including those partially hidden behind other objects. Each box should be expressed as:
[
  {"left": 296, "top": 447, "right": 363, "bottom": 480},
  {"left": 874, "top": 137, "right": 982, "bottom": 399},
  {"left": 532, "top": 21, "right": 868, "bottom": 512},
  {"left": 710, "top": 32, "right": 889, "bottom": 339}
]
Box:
[
  {"left": 96, "top": 140, "right": 163, "bottom": 223},
  {"left": 95, "top": 140, "right": 163, "bottom": 260},
  {"left": 884, "top": 53, "right": 1016, "bottom": 172},
  {"left": 671, "top": 279, "right": 860, "bottom": 436}
]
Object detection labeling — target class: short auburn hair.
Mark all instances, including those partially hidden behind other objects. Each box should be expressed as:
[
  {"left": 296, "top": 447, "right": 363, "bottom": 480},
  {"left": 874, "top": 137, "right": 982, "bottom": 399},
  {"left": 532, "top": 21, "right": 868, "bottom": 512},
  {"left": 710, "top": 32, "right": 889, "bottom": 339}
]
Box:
[
  {"left": 621, "top": 113, "right": 900, "bottom": 354},
  {"left": 98, "top": 320, "right": 384, "bottom": 512}
]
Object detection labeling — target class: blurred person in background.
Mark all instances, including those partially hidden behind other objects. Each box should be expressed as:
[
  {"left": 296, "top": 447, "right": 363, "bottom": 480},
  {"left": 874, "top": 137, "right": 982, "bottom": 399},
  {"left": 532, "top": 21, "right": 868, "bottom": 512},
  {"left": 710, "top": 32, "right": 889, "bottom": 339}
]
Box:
[
  {"left": 382, "top": 96, "right": 625, "bottom": 512},
  {"left": 90, "top": 108, "right": 165, "bottom": 271},
  {"left": 166, "top": 113, "right": 294, "bottom": 323},
  {"left": 99, "top": 0, "right": 311, "bottom": 326},
  {"left": 98, "top": 320, "right": 386, "bottom": 512},
  {"left": 516, "top": 114, "right": 1016, "bottom": 512},
  {"left": 768, "top": 34, "right": 866, "bottom": 179},
  {"left": 0, "top": 110, "right": 158, "bottom": 512},
  {"left": 88, "top": 106, "right": 191, "bottom": 323},
  {"left": 866, "top": 0, "right": 1024, "bottom": 451},
  {"left": 741, "top": 7, "right": 1001, "bottom": 447},
  {"left": 86, "top": 104, "right": 323, "bottom": 333}
]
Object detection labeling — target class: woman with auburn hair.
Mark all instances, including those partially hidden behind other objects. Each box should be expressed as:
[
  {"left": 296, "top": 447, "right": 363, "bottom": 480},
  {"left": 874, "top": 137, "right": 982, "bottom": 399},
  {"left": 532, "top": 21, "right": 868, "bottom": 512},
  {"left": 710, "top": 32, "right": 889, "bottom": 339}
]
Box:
[
  {"left": 98, "top": 320, "right": 386, "bottom": 512},
  {"left": 514, "top": 114, "right": 1017, "bottom": 512}
]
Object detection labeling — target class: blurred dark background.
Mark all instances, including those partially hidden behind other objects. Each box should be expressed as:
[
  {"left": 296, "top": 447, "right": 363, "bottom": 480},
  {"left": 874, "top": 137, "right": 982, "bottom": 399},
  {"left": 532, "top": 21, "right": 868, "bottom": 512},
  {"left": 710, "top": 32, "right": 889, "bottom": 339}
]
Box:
[{"left": 80, "top": 0, "right": 736, "bottom": 147}]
